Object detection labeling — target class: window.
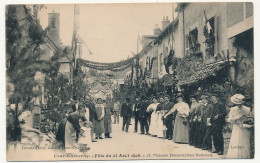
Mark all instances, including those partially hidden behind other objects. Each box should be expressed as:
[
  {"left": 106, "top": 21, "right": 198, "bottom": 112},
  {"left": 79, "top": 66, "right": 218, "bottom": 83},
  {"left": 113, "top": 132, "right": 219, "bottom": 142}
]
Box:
[{"left": 186, "top": 28, "right": 200, "bottom": 55}]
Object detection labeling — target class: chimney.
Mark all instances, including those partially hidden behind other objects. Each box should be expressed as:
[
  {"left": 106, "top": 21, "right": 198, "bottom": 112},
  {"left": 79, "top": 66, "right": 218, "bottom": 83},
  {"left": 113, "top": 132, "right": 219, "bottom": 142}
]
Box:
[
  {"left": 153, "top": 24, "right": 161, "bottom": 36},
  {"left": 162, "top": 16, "right": 170, "bottom": 31}
]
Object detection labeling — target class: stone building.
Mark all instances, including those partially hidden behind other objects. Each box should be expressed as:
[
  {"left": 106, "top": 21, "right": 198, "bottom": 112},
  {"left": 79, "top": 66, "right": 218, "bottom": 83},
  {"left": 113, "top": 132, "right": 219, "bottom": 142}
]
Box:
[{"left": 133, "top": 2, "right": 253, "bottom": 100}]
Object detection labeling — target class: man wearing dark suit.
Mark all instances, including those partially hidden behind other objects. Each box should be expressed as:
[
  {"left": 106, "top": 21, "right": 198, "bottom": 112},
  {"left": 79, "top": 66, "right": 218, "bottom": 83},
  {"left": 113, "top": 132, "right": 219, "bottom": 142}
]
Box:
[
  {"left": 163, "top": 95, "right": 175, "bottom": 140},
  {"left": 139, "top": 95, "right": 150, "bottom": 135},
  {"left": 210, "top": 94, "right": 227, "bottom": 155},
  {"left": 200, "top": 95, "right": 213, "bottom": 151},
  {"left": 133, "top": 97, "right": 141, "bottom": 133},
  {"left": 121, "top": 97, "right": 132, "bottom": 132}
]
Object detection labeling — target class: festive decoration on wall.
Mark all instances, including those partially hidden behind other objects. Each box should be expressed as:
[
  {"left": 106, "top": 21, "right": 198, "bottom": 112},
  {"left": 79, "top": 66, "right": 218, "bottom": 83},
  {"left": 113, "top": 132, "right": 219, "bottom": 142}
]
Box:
[
  {"left": 203, "top": 10, "right": 215, "bottom": 58},
  {"left": 164, "top": 49, "right": 175, "bottom": 74},
  {"left": 176, "top": 53, "right": 228, "bottom": 86},
  {"left": 188, "top": 28, "right": 201, "bottom": 53}
]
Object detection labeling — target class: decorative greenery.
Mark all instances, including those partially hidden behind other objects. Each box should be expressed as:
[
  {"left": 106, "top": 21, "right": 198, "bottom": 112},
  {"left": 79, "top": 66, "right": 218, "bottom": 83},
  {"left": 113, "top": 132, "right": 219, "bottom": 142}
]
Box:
[
  {"left": 78, "top": 57, "right": 135, "bottom": 72},
  {"left": 176, "top": 53, "right": 228, "bottom": 85},
  {"left": 42, "top": 75, "right": 71, "bottom": 132}
]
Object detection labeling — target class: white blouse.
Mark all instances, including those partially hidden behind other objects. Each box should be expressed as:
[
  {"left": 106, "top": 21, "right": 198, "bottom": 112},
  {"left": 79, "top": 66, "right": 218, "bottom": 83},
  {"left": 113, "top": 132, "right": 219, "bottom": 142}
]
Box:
[
  {"left": 228, "top": 105, "right": 252, "bottom": 124},
  {"left": 169, "top": 102, "right": 190, "bottom": 117}
]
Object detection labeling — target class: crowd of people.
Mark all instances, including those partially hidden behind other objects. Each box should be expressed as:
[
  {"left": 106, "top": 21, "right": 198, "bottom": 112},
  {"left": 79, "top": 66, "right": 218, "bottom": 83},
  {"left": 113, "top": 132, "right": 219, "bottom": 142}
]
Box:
[{"left": 52, "top": 92, "right": 253, "bottom": 158}]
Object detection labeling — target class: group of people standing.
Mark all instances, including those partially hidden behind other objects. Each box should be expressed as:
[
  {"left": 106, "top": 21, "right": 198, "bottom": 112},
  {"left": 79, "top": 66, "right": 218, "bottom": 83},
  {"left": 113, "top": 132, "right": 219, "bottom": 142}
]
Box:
[
  {"left": 129, "top": 94, "right": 191, "bottom": 143},
  {"left": 55, "top": 96, "right": 115, "bottom": 153},
  {"left": 125, "top": 92, "right": 253, "bottom": 158},
  {"left": 54, "top": 92, "right": 253, "bottom": 158}
]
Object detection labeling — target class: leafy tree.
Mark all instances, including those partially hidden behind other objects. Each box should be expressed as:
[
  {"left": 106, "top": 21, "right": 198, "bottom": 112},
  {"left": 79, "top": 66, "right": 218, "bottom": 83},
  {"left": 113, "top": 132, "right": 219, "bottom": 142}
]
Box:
[{"left": 43, "top": 75, "right": 71, "bottom": 132}]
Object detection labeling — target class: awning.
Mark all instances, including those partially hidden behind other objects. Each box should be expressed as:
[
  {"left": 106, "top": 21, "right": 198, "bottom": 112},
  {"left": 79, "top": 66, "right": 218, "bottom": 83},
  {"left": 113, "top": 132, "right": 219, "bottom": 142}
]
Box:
[{"left": 177, "top": 61, "right": 228, "bottom": 86}]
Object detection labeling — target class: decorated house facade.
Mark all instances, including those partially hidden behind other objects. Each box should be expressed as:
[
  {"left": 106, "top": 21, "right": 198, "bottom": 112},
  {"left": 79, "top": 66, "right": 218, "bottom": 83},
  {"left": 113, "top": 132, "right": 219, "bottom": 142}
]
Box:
[
  {"left": 127, "top": 2, "right": 253, "bottom": 103},
  {"left": 173, "top": 2, "right": 253, "bottom": 103}
]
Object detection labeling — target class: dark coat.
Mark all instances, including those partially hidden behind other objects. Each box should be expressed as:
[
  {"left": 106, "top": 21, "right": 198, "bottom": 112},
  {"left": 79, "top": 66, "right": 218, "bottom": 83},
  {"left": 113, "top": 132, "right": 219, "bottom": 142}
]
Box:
[
  {"left": 156, "top": 103, "right": 164, "bottom": 111},
  {"left": 84, "top": 100, "right": 97, "bottom": 122},
  {"left": 201, "top": 103, "right": 214, "bottom": 125},
  {"left": 163, "top": 101, "right": 175, "bottom": 121},
  {"left": 67, "top": 112, "right": 86, "bottom": 141},
  {"left": 121, "top": 103, "right": 132, "bottom": 117},
  {"left": 210, "top": 101, "right": 227, "bottom": 126},
  {"left": 56, "top": 118, "right": 67, "bottom": 143},
  {"left": 139, "top": 100, "right": 150, "bottom": 118}
]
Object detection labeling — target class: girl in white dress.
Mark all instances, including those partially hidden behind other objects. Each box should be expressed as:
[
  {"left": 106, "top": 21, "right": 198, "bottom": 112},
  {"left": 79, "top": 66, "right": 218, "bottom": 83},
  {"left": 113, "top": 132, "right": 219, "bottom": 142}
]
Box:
[
  {"left": 227, "top": 94, "right": 253, "bottom": 159},
  {"left": 156, "top": 97, "right": 166, "bottom": 138},
  {"left": 146, "top": 97, "right": 159, "bottom": 136}
]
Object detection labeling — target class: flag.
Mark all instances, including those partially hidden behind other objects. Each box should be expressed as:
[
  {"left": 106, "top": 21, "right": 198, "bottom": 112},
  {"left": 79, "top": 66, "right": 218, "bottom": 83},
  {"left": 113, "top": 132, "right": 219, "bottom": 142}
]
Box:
[
  {"left": 73, "top": 4, "right": 80, "bottom": 34},
  {"left": 206, "top": 21, "right": 213, "bottom": 34},
  {"left": 77, "top": 35, "right": 93, "bottom": 55},
  {"left": 203, "top": 10, "right": 214, "bottom": 35}
]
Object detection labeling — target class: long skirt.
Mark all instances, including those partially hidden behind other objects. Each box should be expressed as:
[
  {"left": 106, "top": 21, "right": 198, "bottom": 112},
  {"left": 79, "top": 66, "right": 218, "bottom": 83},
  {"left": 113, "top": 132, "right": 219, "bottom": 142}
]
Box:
[
  {"left": 189, "top": 121, "right": 196, "bottom": 145},
  {"left": 173, "top": 114, "right": 189, "bottom": 143},
  {"left": 65, "top": 121, "right": 78, "bottom": 153},
  {"left": 93, "top": 119, "right": 104, "bottom": 134},
  {"left": 78, "top": 126, "right": 92, "bottom": 149},
  {"left": 156, "top": 113, "right": 165, "bottom": 138},
  {"left": 193, "top": 121, "right": 202, "bottom": 147},
  {"left": 226, "top": 124, "right": 251, "bottom": 158},
  {"left": 149, "top": 112, "right": 158, "bottom": 135},
  {"left": 104, "top": 116, "right": 112, "bottom": 134}
]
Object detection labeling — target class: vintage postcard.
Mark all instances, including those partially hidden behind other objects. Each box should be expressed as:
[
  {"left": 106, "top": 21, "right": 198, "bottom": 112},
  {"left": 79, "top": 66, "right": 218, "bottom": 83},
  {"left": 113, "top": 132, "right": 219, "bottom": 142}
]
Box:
[{"left": 5, "top": 1, "right": 254, "bottom": 161}]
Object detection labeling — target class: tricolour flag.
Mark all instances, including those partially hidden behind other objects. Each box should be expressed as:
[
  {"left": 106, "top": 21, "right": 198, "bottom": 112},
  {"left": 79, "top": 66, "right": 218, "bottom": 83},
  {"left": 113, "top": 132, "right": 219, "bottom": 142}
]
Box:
[{"left": 203, "top": 10, "right": 214, "bottom": 35}]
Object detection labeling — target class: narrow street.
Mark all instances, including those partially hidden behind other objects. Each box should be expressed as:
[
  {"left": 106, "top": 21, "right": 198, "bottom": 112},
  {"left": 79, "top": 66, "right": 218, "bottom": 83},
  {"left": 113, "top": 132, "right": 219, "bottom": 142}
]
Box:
[
  {"left": 5, "top": 3, "right": 254, "bottom": 161},
  {"left": 88, "top": 117, "right": 224, "bottom": 160},
  {"left": 8, "top": 117, "right": 224, "bottom": 161}
]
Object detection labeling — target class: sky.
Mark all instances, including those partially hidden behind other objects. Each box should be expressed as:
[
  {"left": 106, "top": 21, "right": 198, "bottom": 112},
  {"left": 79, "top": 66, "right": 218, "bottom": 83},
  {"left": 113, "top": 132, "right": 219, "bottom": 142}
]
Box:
[{"left": 38, "top": 3, "right": 176, "bottom": 62}]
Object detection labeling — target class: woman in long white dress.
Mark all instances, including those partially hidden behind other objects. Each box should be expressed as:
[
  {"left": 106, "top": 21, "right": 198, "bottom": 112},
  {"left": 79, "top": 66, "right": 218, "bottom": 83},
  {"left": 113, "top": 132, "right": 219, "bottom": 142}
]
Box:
[
  {"left": 226, "top": 94, "right": 254, "bottom": 159},
  {"left": 156, "top": 97, "right": 166, "bottom": 138},
  {"left": 146, "top": 97, "right": 159, "bottom": 136}
]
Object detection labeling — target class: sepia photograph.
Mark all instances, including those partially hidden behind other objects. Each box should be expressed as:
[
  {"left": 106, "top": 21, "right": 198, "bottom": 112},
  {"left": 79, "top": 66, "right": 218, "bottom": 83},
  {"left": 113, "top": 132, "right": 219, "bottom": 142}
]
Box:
[{"left": 4, "top": 0, "right": 255, "bottom": 161}]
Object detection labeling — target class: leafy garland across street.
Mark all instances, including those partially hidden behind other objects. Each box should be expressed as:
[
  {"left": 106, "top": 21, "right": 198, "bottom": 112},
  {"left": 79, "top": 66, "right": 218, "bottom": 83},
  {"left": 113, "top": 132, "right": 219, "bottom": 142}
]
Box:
[{"left": 78, "top": 58, "right": 134, "bottom": 72}]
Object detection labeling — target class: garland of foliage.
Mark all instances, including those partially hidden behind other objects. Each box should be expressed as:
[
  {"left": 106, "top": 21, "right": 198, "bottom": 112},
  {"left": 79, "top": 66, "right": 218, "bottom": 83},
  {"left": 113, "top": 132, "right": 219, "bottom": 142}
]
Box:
[
  {"left": 176, "top": 54, "right": 228, "bottom": 86},
  {"left": 78, "top": 58, "right": 133, "bottom": 72}
]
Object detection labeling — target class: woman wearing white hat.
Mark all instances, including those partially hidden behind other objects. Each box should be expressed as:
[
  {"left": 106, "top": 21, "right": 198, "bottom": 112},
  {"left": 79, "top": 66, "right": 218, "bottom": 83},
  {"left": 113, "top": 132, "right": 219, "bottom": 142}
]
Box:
[{"left": 226, "top": 94, "right": 254, "bottom": 159}]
